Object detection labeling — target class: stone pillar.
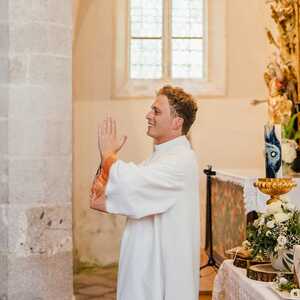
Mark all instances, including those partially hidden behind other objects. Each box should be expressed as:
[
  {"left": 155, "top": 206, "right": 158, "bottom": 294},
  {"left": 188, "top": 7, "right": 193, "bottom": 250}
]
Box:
[
  {"left": 0, "top": 0, "right": 9, "bottom": 297},
  {"left": 0, "top": 0, "right": 73, "bottom": 299}
]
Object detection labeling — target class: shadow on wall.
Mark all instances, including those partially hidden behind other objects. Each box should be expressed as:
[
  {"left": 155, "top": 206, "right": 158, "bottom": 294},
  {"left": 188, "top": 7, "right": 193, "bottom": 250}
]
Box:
[{"left": 73, "top": 0, "right": 93, "bottom": 49}]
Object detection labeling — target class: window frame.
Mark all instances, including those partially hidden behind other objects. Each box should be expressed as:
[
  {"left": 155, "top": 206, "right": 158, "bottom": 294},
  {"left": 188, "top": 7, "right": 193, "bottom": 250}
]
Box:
[{"left": 112, "top": 0, "right": 226, "bottom": 99}]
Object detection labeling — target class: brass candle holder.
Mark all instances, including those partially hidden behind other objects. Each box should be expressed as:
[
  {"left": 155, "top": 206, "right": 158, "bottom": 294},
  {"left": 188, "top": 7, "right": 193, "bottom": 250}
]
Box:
[{"left": 254, "top": 178, "right": 297, "bottom": 205}]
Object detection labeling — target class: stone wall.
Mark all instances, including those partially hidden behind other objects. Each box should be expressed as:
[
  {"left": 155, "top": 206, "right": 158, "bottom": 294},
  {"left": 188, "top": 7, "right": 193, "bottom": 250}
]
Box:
[{"left": 0, "top": 0, "right": 73, "bottom": 299}]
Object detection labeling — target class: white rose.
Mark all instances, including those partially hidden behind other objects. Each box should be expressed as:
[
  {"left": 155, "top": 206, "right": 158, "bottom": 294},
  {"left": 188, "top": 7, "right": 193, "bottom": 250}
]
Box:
[
  {"left": 267, "top": 201, "right": 283, "bottom": 215},
  {"left": 259, "top": 217, "right": 265, "bottom": 226},
  {"left": 266, "top": 230, "right": 272, "bottom": 237},
  {"left": 274, "top": 212, "right": 290, "bottom": 223},
  {"left": 290, "top": 289, "right": 300, "bottom": 297},
  {"left": 282, "top": 139, "right": 298, "bottom": 163},
  {"left": 285, "top": 202, "right": 295, "bottom": 211},
  {"left": 279, "top": 277, "right": 288, "bottom": 285},
  {"left": 266, "top": 220, "right": 275, "bottom": 228},
  {"left": 253, "top": 219, "right": 259, "bottom": 228},
  {"left": 277, "top": 235, "right": 287, "bottom": 246}
]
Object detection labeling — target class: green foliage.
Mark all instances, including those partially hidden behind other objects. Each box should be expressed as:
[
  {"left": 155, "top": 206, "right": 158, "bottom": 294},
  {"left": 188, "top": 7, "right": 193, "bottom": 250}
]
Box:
[
  {"left": 247, "top": 222, "right": 277, "bottom": 258},
  {"left": 278, "top": 281, "right": 297, "bottom": 292},
  {"left": 284, "top": 113, "right": 300, "bottom": 141},
  {"left": 246, "top": 202, "right": 300, "bottom": 259}
]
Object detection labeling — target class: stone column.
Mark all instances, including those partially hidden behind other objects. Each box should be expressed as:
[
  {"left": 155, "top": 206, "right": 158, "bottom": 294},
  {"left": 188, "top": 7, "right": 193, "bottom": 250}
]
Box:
[
  {"left": 0, "top": 1, "right": 73, "bottom": 299},
  {"left": 0, "top": 0, "right": 9, "bottom": 297}
]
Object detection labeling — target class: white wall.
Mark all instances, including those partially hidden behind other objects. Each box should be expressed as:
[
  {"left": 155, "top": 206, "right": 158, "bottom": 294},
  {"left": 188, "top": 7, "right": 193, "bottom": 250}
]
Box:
[{"left": 73, "top": 0, "right": 269, "bottom": 265}]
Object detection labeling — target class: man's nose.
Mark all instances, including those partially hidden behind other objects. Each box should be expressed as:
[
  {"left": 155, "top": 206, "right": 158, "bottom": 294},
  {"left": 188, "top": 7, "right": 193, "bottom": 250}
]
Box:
[{"left": 146, "top": 111, "right": 152, "bottom": 120}]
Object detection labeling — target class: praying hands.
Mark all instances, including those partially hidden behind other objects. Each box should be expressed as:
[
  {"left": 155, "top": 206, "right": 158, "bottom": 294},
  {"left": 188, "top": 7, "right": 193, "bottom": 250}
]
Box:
[
  {"left": 90, "top": 117, "right": 126, "bottom": 213},
  {"left": 98, "top": 117, "right": 127, "bottom": 162}
]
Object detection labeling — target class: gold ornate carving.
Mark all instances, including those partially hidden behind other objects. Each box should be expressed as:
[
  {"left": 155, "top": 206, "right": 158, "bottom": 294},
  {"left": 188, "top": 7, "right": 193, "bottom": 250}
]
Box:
[
  {"left": 265, "top": 0, "right": 300, "bottom": 124},
  {"left": 253, "top": 177, "right": 296, "bottom": 204}
]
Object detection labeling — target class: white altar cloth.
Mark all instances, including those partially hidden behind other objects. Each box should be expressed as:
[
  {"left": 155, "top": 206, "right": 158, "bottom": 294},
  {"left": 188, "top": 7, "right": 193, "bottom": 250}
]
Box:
[
  {"left": 215, "top": 169, "right": 300, "bottom": 213},
  {"left": 212, "top": 260, "right": 281, "bottom": 300}
]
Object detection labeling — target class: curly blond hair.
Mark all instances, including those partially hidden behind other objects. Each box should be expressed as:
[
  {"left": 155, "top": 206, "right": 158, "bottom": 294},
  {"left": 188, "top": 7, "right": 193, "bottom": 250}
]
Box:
[{"left": 157, "top": 85, "right": 198, "bottom": 135}]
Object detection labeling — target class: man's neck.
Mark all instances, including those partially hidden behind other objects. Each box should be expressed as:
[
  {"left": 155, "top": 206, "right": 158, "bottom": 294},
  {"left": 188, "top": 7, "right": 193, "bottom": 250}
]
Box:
[{"left": 154, "top": 134, "right": 183, "bottom": 145}]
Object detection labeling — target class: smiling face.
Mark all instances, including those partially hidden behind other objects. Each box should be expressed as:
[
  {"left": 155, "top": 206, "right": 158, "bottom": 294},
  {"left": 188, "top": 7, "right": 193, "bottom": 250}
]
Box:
[{"left": 145, "top": 94, "right": 183, "bottom": 145}]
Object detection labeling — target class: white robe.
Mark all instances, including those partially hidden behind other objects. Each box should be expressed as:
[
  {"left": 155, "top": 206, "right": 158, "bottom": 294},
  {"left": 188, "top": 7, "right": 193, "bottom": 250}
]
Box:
[{"left": 105, "top": 136, "right": 200, "bottom": 300}]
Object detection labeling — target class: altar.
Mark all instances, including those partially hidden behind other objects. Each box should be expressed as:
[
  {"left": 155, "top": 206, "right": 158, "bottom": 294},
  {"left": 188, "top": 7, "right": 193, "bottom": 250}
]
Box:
[
  {"left": 209, "top": 0, "right": 300, "bottom": 297},
  {"left": 211, "top": 169, "right": 300, "bottom": 264},
  {"left": 212, "top": 260, "right": 284, "bottom": 300}
]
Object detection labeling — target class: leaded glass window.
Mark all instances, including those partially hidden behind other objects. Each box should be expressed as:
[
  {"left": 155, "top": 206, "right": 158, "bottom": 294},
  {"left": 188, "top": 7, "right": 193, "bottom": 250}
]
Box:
[{"left": 130, "top": 0, "right": 204, "bottom": 80}]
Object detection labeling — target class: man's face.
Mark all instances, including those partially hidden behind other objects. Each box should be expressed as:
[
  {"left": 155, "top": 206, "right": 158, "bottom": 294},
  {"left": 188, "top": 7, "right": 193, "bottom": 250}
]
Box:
[{"left": 146, "top": 94, "right": 181, "bottom": 144}]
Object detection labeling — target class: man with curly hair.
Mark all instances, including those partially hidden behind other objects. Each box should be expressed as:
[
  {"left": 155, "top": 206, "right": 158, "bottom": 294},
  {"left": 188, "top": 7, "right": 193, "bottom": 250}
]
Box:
[{"left": 90, "top": 85, "right": 200, "bottom": 300}]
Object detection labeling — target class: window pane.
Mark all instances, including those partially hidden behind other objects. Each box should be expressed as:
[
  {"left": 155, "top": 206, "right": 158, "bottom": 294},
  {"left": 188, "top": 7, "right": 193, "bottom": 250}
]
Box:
[
  {"left": 172, "top": 0, "right": 204, "bottom": 37},
  {"left": 130, "top": 0, "right": 163, "bottom": 37},
  {"left": 130, "top": 39, "right": 162, "bottom": 79},
  {"left": 172, "top": 38, "right": 203, "bottom": 79}
]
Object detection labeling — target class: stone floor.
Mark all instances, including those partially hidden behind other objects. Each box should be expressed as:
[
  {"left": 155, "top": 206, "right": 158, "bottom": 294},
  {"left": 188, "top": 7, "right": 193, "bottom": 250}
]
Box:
[
  {"left": 74, "top": 263, "right": 215, "bottom": 300},
  {"left": 74, "top": 266, "right": 118, "bottom": 300}
]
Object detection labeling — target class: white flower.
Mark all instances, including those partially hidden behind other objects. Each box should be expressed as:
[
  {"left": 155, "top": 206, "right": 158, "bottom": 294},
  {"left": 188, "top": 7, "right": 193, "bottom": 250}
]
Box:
[
  {"left": 266, "top": 230, "right": 272, "bottom": 237},
  {"left": 275, "top": 243, "right": 287, "bottom": 252},
  {"left": 285, "top": 202, "right": 295, "bottom": 211},
  {"left": 277, "top": 235, "right": 287, "bottom": 246},
  {"left": 259, "top": 217, "right": 265, "bottom": 226},
  {"left": 280, "top": 197, "right": 294, "bottom": 210},
  {"left": 267, "top": 201, "right": 283, "bottom": 215},
  {"left": 253, "top": 219, "right": 260, "bottom": 228},
  {"left": 281, "top": 195, "right": 290, "bottom": 202},
  {"left": 282, "top": 139, "right": 298, "bottom": 163},
  {"left": 276, "top": 244, "right": 284, "bottom": 251},
  {"left": 290, "top": 289, "right": 300, "bottom": 297},
  {"left": 279, "top": 277, "right": 288, "bottom": 285},
  {"left": 266, "top": 220, "right": 275, "bottom": 228},
  {"left": 242, "top": 240, "right": 251, "bottom": 249},
  {"left": 274, "top": 212, "right": 290, "bottom": 223}
]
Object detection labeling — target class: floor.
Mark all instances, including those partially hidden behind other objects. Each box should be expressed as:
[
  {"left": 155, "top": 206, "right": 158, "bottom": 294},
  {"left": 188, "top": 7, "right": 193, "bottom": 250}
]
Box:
[
  {"left": 74, "top": 251, "right": 216, "bottom": 300},
  {"left": 74, "top": 266, "right": 117, "bottom": 300}
]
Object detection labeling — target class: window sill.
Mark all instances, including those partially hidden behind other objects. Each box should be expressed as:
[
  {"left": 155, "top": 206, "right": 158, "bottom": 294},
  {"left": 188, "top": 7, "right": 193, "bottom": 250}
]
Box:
[{"left": 112, "top": 78, "right": 226, "bottom": 99}]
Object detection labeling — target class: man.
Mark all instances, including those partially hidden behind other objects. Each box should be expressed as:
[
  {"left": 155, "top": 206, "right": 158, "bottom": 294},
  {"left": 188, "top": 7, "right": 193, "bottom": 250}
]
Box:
[{"left": 90, "top": 85, "right": 200, "bottom": 300}]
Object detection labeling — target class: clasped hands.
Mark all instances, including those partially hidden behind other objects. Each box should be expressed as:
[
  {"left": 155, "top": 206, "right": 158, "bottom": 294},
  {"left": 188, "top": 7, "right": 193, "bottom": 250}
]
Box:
[
  {"left": 90, "top": 117, "right": 127, "bottom": 211},
  {"left": 98, "top": 117, "right": 127, "bottom": 162}
]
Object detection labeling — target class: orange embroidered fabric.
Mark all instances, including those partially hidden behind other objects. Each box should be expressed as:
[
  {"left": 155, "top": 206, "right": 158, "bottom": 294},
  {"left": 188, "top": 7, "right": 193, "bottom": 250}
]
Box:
[{"left": 91, "top": 154, "right": 117, "bottom": 198}]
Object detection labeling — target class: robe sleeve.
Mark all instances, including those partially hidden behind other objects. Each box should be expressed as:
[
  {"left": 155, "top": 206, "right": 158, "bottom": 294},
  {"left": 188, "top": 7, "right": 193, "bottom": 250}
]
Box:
[
  {"left": 105, "top": 154, "right": 184, "bottom": 219},
  {"left": 90, "top": 154, "right": 117, "bottom": 212}
]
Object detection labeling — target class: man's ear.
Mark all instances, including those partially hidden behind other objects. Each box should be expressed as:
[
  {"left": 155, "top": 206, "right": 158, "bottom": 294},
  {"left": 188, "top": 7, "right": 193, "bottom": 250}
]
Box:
[{"left": 173, "top": 116, "right": 184, "bottom": 131}]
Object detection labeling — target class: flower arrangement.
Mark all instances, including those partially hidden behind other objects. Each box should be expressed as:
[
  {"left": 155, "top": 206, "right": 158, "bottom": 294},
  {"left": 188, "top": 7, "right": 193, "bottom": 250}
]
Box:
[
  {"left": 246, "top": 198, "right": 300, "bottom": 266},
  {"left": 282, "top": 138, "right": 298, "bottom": 164},
  {"left": 273, "top": 275, "right": 300, "bottom": 297}
]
